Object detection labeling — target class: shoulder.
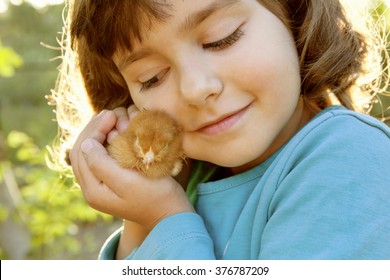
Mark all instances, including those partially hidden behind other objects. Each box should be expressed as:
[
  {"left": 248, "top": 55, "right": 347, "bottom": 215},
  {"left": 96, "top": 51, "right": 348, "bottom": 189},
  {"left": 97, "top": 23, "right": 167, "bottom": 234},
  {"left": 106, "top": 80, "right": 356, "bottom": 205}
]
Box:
[
  {"left": 285, "top": 106, "right": 390, "bottom": 161},
  {"left": 303, "top": 105, "right": 389, "bottom": 139},
  {"left": 273, "top": 106, "right": 390, "bottom": 192}
]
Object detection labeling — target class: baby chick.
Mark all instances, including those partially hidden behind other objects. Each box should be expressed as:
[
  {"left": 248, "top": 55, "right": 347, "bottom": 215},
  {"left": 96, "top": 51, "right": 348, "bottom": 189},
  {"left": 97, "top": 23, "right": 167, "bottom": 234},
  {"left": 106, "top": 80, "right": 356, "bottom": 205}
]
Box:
[{"left": 107, "top": 110, "right": 185, "bottom": 178}]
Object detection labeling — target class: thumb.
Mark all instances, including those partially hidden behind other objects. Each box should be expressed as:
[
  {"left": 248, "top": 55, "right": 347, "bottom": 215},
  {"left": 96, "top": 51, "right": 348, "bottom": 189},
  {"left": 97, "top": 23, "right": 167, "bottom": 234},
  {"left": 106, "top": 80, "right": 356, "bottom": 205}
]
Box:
[
  {"left": 81, "top": 138, "right": 102, "bottom": 155},
  {"left": 80, "top": 138, "right": 135, "bottom": 189},
  {"left": 80, "top": 138, "right": 115, "bottom": 176}
]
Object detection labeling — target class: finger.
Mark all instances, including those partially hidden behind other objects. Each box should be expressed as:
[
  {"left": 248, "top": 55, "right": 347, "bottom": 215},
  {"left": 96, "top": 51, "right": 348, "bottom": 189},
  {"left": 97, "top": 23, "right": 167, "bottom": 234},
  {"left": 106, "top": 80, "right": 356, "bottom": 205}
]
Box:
[
  {"left": 113, "top": 107, "right": 130, "bottom": 133},
  {"left": 106, "top": 129, "right": 119, "bottom": 144},
  {"left": 77, "top": 167, "right": 124, "bottom": 215},
  {"left": 70, "top": 137, "right": 131, "bottom": 216},
  {"left": 80, "top": 138, "right": 139, "bottom": 195},
  {"left": 76, "top": 139, "right": 124, "bottom": 209},
  {"left": 107, "top": 106, "right": 138, "bottom": 144},
  {"left": 80, "top": 110, "right": 117, "bottom": 144},
  {"left": 127, "top": 105, "right": 140, "bottom": 120},
  {"left": 69, "top": 110, "right": 116, "bottom": 183}
]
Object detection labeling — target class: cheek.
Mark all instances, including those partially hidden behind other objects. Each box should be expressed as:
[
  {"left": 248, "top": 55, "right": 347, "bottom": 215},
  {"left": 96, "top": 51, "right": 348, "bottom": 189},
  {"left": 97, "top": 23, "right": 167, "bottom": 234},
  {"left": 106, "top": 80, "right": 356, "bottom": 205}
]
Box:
[
  {"left": 233, "top": 9, "right": 300, "bottom": 95},
  {"left": 227, "top": 52, "right": 301, "bottom": 112},
  {"left": 249, "top": 48, "right": 300, "bottom": 109},
  {"left": 128, "top": 75, "right": 181, "bottom": 111},
  {"left": 128, "top": 86, "right": 143, "bottom": 109},
  {"left": 182, "top": 135, "right": 212, "bottom": 162},
  {"left": 128, "top": 84, "right": 161, "bottom": 110},
  {"left": 129, "top": 89, "right": 174, "bottom": 113}
]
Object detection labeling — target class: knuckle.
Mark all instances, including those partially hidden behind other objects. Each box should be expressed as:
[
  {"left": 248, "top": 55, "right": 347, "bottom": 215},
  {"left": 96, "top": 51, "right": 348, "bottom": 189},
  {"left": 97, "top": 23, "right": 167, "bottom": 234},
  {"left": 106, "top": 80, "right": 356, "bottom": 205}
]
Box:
[
  {"left": 113, "top": 108, "right": 127, "bottom": 121},
  {"left": 84, "top": 147, "right": 111, "bottom": 176},
  {"left": 127, "top": 105, "right": 140, "bottom": 115}
]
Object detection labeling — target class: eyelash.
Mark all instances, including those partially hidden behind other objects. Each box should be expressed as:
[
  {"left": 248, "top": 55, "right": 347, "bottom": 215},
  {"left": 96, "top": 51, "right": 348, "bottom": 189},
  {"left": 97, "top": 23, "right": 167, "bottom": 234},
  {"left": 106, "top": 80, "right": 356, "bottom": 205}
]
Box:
[
  {"left": 139, "top": 28, "right": 244, "bottom": 92},
  {"left": 203, "top": 28, "right": 244, "bottom": 50},
  {"left": 140, "top": 69, "right": 168, "bottom": 92}
]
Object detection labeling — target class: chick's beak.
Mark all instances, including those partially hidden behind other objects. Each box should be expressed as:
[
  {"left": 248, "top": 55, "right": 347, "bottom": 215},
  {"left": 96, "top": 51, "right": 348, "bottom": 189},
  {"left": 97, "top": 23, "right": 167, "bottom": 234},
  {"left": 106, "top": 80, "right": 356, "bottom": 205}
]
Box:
[{"left": 143, "top": 148, "right": 155, "bottom": 169}]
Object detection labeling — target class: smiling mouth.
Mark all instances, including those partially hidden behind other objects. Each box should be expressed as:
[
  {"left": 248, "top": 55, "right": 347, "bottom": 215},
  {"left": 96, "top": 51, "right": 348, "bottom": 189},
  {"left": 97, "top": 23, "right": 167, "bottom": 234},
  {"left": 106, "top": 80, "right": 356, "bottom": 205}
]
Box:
[{"left": 196, "top": 104, "right": 251, "bottom": 136}]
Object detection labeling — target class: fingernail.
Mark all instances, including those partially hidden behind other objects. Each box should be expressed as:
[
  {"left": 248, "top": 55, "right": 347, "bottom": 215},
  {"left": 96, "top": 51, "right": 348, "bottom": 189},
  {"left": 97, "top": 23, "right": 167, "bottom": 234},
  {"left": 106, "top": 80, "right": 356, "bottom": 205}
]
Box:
[
  {"left": 92, "top": 110, "right": 107, "bottom": 120},
  {"left": 99, "top": 109, "right": 108, "bottom": 116},
  {"left": 81, "top": 139, "right": 94, "bottom": 153}
]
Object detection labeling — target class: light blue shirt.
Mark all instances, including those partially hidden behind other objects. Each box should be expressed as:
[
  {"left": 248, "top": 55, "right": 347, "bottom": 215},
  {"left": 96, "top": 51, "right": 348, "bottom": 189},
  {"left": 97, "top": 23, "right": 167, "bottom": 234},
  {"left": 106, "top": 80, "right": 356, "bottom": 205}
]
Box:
[{"left": 99, "top": 106, "right": 390, "bottom": 259}]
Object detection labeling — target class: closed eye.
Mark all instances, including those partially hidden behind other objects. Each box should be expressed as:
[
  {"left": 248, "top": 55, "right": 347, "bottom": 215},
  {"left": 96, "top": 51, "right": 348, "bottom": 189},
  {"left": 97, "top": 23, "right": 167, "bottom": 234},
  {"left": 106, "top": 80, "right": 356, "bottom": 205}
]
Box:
[
  {"left": 203, "top": 27, "right": 244, "bottom": 51},
  {"left": 139, "top": 68, "right": 169, "bottom": 92}
]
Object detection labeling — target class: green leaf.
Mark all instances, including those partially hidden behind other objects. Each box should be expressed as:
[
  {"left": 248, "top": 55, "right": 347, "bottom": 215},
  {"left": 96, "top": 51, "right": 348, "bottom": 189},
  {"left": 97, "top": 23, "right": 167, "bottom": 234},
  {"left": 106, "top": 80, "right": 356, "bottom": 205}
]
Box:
[
  {"left": 7, "top": 131, "right": 32, "bottom": 149},
  {"left": 0, "top": 42, "right": 23, "bottom": 78}
]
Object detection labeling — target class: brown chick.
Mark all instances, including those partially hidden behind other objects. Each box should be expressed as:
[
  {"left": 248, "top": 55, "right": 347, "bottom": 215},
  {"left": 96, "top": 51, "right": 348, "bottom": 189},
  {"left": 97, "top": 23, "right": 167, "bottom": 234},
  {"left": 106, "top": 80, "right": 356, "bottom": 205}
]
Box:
[{"left": 107, "top": 110, "right": 185, "bottom": 178}]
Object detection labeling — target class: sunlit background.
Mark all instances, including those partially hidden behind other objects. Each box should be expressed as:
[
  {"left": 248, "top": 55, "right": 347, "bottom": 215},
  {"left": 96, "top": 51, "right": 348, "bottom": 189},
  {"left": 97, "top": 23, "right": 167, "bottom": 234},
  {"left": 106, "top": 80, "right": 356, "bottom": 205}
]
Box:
[
  {"left": 0, "top": 0, "right": 64, "bottom": 12},
  {"left": 0, "top": 0, "right": 390, "bottom": 259},
  {"left": 0, "top": 0, "right": 120, "bottom": 260}
]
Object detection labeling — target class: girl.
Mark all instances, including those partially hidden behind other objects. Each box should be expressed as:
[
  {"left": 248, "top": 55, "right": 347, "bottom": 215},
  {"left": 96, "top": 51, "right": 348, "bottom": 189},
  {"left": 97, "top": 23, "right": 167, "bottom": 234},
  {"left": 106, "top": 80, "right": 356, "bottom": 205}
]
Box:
[{"left": 52, "top": 0, "right": 390, "bottom": 259}]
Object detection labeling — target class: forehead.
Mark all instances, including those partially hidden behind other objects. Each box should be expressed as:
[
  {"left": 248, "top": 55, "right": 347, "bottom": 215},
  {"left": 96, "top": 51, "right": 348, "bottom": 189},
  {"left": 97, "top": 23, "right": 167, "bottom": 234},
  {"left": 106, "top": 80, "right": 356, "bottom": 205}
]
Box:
[{"left": 113, "top": 0, "right": 244, "bottom": 59}]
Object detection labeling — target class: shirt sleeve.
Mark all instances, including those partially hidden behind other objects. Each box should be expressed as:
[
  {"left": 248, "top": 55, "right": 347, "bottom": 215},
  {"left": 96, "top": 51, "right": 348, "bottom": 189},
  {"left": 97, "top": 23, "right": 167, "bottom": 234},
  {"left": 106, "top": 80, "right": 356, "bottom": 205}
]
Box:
[
  {"left": 99, "top": 213, "right": 215, "bottom": 260},
  {"left": 258, "top": 114, "right": 390, "bottom": 259},
  {"left": 98, "top": 227, "right": 122, "bottom": 260}
]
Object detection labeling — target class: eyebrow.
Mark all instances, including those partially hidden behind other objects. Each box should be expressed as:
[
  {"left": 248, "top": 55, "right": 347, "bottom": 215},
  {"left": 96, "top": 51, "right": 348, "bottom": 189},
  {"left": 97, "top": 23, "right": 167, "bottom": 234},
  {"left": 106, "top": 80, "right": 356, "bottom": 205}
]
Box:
[
  {"left": 117, "top": 48, "right": 153, "bottom": 71},
  {"left": 117, "top": 0, "right": 241, "bottom": 71},
  {"left": 180, "top": 0, "right": 242, "bottom": 32}
]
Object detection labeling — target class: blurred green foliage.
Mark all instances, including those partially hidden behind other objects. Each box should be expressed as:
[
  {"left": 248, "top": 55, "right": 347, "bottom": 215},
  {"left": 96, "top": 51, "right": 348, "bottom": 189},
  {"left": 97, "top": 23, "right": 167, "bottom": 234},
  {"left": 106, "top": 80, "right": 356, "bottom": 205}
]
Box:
[
  {"left": 0, "top": 2, "right": 119, "bottom": 260},
  {"left": 2, "top": 131, "right": 113, "bottom": 259},
  {"left": 0, "top": 40, "right": 23, "bottom": 77},
  {"left": 0, "top": 1, "right": 62, "bottom": 146}
]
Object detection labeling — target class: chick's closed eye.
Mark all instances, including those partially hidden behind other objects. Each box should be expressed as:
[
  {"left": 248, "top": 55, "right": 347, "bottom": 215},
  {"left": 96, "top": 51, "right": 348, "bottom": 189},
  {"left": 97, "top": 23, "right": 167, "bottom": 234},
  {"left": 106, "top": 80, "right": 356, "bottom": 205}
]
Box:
[{"left": 107, "top": 110, "right": 185, "bottom": 178}]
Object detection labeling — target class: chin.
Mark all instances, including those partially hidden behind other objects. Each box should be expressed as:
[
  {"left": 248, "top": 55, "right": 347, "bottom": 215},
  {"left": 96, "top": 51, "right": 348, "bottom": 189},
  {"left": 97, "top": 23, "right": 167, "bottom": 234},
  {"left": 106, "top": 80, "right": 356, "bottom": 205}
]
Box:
[
  {"left": 198, "top": 152, "right": 256, "bottom": 169},
  {"left": 185, "top": 136, "right": 271, "bottom": 170}
]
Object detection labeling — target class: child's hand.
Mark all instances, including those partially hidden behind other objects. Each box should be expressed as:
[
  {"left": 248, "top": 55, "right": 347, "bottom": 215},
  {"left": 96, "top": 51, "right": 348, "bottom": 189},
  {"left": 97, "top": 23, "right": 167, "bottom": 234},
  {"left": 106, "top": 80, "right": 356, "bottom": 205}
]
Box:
[
  {"left": 106, "top": 106, "right": 138, "bottom": 144},
  {"left": 68, "top": 107, "right": 194, "bottom": 231}
]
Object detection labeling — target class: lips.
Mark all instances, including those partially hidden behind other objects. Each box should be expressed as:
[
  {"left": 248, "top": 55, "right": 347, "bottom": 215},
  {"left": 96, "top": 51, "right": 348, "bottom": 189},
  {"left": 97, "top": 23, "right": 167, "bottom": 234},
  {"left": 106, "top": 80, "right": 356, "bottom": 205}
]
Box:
[{"left": 195, "top": 104, "right": 251, "bottom": 136}]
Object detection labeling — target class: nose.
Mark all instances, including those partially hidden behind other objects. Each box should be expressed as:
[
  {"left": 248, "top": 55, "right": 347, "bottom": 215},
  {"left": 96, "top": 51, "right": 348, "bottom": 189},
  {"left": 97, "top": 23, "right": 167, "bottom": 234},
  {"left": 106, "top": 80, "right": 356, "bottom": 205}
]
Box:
[{"left": 178, "top": 56, "right": 223, "bottom": 107}]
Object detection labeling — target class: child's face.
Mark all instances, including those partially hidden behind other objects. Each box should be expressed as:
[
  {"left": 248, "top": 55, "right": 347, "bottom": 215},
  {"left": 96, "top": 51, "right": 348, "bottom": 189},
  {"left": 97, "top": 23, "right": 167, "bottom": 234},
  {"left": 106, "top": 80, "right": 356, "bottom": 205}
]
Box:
[{"left": 113, "top": 0, "right": 311, "bottom": 172}]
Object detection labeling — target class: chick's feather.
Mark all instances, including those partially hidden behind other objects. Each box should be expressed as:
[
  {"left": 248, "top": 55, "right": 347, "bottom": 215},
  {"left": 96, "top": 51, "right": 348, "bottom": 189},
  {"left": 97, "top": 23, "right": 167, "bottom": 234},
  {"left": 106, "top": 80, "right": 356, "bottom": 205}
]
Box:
[{"left": 107, "top": 110, "right": 185, "bottom": 178}]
